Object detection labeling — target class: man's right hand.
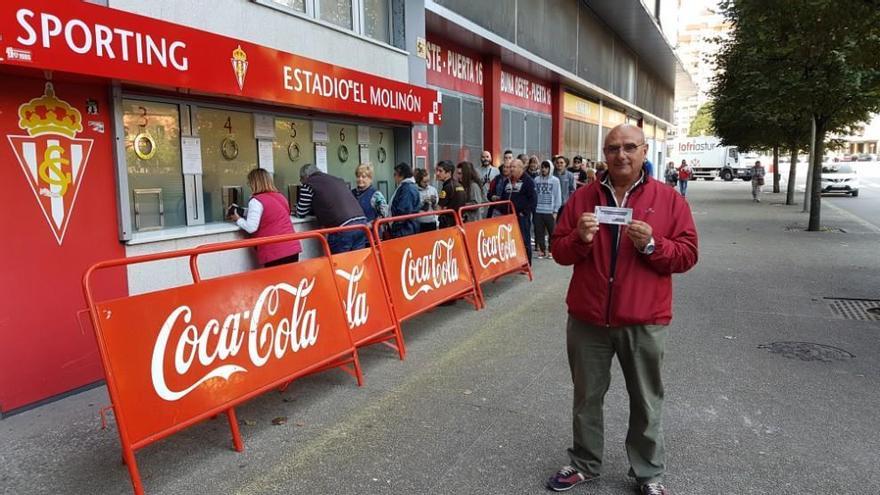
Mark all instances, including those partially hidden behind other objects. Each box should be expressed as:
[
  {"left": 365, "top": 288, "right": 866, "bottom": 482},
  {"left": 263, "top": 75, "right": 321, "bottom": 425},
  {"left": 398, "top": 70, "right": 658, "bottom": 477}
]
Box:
[{"left": 577, "top": 213, "right": 599, "bottom": 243}]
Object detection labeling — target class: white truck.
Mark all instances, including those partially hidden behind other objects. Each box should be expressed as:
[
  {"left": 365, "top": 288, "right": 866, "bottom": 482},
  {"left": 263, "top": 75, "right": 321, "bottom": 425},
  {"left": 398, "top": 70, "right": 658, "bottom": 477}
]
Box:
[{"left": 672, "top": 136, "right": 752, "bottom": 181}]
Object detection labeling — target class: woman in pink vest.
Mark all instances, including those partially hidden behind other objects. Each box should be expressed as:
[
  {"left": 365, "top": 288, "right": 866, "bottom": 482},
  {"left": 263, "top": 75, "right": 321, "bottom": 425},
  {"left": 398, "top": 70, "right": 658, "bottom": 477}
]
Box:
[{"left": 229, "top": 168, "right": 302, "bottom": 267}]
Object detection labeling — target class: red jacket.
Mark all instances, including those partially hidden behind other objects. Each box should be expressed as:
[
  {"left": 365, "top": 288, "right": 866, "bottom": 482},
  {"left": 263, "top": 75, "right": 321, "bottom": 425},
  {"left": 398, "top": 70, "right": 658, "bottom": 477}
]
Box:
[{"left": 551, "top": 175, "right": 698, "bottom": 327}]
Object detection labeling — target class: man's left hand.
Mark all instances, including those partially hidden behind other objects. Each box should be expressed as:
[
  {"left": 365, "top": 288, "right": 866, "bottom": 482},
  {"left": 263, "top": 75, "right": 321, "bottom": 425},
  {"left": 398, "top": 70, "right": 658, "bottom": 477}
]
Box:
[{"left": 626, "top": 220, "right": 653, "bottom": 251}]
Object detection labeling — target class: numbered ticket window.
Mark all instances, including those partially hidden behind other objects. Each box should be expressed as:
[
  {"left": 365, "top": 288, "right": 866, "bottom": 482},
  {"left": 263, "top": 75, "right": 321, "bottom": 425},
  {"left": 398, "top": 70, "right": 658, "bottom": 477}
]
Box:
[
  {"left": 327, "top": 123, "right": 358, "bottom": 189},
  {"left": 122, "top": 99, "right": 186, "bottom": 230},
  {"left": 197, "top": 108, "right": 257, "bottom": 223},
  {"left": 369, "top": 126, "right": 395, "bottom": 197},
  {"left": 272, "top": 117, "right": 315, "bottom": 207}
]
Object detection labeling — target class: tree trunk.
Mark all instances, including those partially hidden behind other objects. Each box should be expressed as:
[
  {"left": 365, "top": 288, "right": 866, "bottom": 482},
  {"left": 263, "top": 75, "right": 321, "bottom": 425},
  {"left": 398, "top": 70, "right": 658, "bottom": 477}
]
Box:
[
  {"left": 785, "top": 146, "right": 798, "bottom": 205},
  {"left": 807, "top": 119, "right": 827, "bottom": 231},
  {"left": 772, "top": 144, "right": 780, "bottom": 193}
]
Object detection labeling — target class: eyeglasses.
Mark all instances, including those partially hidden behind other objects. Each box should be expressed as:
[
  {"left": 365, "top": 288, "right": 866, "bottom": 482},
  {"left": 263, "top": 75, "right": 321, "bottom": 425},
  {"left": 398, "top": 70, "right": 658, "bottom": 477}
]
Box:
[{"left": 604, "top": 143, "right": 646, "bottom": 155}]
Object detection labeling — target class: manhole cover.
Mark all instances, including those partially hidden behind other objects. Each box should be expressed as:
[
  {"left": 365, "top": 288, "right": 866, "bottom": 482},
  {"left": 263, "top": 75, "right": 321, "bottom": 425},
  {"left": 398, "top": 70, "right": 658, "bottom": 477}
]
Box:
[
  {"left": 758, "top": 342, "right": 854, "bottom": 362},
  {"left": 825, "top": 298, "right": 880, "bottom": 321}
]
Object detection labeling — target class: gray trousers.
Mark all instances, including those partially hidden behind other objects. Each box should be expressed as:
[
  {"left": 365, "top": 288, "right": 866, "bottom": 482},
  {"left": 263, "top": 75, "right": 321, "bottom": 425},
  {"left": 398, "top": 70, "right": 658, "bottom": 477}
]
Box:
[{"left": 566, "top": 316, "right": 668, "bottom": 484}]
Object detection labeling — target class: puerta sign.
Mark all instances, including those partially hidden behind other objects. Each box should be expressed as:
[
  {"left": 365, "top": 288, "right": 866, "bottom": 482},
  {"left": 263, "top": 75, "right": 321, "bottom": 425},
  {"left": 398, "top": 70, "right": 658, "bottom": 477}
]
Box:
[
  {"left": 0, "top": 0, "right": 442, "bottom": 124},
  {"left": 94, "top": 257, "right": 353, "bottom": 446},
  {"left": 377, "top": 228, "right": 475, "bottom": 320},
  {"left": 462, "top": 214, "right": 529, "bottom": 283}
]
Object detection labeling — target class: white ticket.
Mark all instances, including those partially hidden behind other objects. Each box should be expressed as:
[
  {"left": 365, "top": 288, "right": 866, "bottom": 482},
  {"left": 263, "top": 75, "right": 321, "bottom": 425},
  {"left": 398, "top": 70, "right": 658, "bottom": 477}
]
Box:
[{"left": 594, "top": 206, "right": 633, "bottom": 225}]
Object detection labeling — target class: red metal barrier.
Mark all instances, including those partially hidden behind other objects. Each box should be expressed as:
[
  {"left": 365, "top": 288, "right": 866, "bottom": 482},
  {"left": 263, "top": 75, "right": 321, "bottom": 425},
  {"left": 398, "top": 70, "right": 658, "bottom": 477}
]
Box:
[
  {"left": 373, "top": 210, "right": 483, "bottom": 320},
  {"left": 456, "top": 201, "right": 533, "bottom": 284},
  {"left": 319, "top": 224, "right": 406, "bottom": 359},
  {"left": 82, "top": 231, "right": 362, "bottom": 495}
]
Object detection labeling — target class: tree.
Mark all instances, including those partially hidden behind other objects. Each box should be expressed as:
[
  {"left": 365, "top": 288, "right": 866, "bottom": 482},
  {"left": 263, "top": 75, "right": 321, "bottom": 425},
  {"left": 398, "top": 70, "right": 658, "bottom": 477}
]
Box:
[
  {"left": 688, "top": 102, "right": 715, "bottom": 136},
  {"left": 713, "top": 0, "right": 880, "bottom": 228}
]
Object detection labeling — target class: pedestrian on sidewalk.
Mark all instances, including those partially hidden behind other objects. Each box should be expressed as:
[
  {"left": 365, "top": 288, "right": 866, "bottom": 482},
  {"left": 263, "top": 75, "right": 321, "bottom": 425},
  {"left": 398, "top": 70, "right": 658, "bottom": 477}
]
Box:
[
  {"left": 664, "top": 161, "right": 678, "bottom": 187},
  {"left": 677, "top": 159, "right": 692, "bottom": 197},
  {"left": 230, "top": 168, "right": 302, "bottom": 267},
  {"left": 477, "top": 150, "right": 500, "bottom": 214},
  {"left": 751, "top": 160, "right": 766, "bottom": 202},
  {"left": 389, "top": 162, "right": 421, "bottom": 238},
  {"left": 569, "top": 155, "right": 589, "bottom": 188},
  {"left": 548, "top": 124, "right": 699, "bottom": 495},
  {"left": 436, "top": 160, "right": 467, "bottom": 228},
  {"left": 534, "top": 160, "right": 561, "bottom": 259},
  {"left": 456, "top": 160, "right": 486, "bottom": 221}
]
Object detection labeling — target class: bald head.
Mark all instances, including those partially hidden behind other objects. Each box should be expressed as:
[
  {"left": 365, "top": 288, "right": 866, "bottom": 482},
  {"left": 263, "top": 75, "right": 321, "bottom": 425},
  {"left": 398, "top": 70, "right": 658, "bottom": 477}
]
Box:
[
  {"left": 602, "top": 124, "right": 647, "bottom": 186},
  {"left": 604, "top": 124, "right": 645, "bottom": 148}
]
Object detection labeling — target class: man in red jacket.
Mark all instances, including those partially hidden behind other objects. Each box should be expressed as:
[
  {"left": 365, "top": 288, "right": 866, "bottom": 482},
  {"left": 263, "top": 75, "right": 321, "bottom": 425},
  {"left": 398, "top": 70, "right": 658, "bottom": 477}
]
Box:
[{"left": 546, "top": 125, "right": 698, "bottom": 495}]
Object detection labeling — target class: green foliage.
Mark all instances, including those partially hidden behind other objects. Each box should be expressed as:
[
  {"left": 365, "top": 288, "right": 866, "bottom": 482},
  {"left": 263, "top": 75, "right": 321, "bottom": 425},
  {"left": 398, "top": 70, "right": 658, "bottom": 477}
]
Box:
[
  {"left": 710, "top": 0, "right": 880, "bottom": 229},
  {"left": 688, "top": 102, "right": 715, "bottom": 136}
]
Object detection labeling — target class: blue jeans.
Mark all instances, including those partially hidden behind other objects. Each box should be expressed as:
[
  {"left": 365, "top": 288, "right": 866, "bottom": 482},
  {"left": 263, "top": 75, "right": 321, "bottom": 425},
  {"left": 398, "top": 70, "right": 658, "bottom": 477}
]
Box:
[
  {"left": 678, "top": 180, "right": 688, "bottom": 197},
  {"left": 327, "top": 220, "right": 368, "bottom": 254},
  {"left": 518, "top": 212, "right": 533, "bottom": 265}
]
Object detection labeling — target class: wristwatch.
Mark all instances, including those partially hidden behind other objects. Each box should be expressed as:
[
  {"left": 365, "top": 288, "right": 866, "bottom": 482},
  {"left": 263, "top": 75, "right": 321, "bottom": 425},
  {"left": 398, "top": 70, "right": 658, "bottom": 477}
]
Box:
[{"left": 641, "top": 237, "right": 656, "bottom": 255}]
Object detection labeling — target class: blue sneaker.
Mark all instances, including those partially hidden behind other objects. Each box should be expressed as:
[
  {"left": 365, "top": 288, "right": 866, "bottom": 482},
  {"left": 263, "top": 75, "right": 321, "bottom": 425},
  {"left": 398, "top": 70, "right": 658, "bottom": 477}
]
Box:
[{"left": 546, "top": 465, "right": 598, "bottom": 492}]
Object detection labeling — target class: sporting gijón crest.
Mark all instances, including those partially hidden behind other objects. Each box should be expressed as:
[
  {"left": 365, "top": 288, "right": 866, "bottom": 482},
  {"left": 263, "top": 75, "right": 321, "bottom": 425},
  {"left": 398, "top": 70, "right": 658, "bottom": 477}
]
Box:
[{"left": 8, "top": 82, "right": 93, "bottom": 245}]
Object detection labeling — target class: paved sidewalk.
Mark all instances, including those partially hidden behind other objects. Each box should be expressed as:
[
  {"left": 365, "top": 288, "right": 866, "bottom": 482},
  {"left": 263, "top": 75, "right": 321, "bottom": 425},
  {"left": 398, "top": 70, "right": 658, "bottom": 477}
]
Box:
[{"left": 2, "top": 182, "right": 879, "bottom": 494}]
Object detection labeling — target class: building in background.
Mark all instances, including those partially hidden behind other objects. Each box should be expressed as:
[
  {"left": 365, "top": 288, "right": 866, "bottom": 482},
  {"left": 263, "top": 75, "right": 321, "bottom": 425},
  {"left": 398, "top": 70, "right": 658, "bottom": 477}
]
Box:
[
  {"left": 671, "top": 0, "right": 729, "bottom": 140},
  {"left": 0, "top": 0, "right": 689, "bottom": 415}
]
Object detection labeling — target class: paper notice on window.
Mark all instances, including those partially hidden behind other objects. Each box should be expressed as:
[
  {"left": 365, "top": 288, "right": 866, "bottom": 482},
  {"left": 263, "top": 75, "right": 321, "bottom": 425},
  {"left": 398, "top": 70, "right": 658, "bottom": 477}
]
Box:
[
  {"left": 357, "top": 125, "right": 371, "bottom": 145},
  {"left": 312, "top": 121, "right": 329, "bottom": 143},
  {"left": 258, "top": 139, "right": 274, "bottom": 173},
  {"left": 254, "top": 114, "right": 275, "bottom": 139},
  {"left": 359, "top": 144, "right": 369, "bottom": 164},
  {"left": 315, "top": 143, "right": 328, "bottom": 172},
  {"left": 181, "top": 136, "right": 202, "bottom": 175},
  {"left": 594, "top": 206, "right": 633, "bottom": 225}
]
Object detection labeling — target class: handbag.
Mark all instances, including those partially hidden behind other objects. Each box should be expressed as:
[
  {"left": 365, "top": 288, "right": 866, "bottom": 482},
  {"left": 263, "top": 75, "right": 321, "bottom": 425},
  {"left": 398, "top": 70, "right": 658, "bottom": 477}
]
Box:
[{"left": 756, "top": 177, "right": 765, "bottom": 186}]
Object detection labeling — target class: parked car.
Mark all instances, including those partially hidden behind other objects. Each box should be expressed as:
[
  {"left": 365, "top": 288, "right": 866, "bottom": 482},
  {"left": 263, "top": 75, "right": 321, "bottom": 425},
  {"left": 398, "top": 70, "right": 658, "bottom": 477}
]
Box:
[
  {"left": 857, "top": 153, "right": 872, "bottom": 162},
  {"left": 820, "top": 164, "right": 860, "bottom": 197}
]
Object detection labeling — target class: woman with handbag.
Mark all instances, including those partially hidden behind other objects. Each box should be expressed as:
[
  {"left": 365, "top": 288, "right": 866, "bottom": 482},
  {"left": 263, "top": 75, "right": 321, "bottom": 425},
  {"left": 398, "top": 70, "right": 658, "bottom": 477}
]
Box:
[{"left": 751, "top": 160, "right": 766, "bottom": 202}]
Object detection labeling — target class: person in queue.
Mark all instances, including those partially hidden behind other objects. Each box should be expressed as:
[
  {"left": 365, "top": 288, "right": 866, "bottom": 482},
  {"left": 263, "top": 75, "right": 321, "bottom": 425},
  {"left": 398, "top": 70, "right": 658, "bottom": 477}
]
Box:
[
  {"left": 585, "top": 167, "right": 598, "bottom": 185},
  {"left": 477, "top": 150, "right": 500, "bottom": 209},
  {"left": 456, "top": 161, "right": 486, "bottom": 222},
  {"left": 554, "top": 155, "right": 577, "bottom": 215},
  {"left": 435, "top": 160, "right": 467, "bottom": 228},
  {"left": 296, "top": 163, "right": 368, "bottom": 254},
  {"left": 501, "top": 158, "right": 537, "bottom": 264},
  {"left": 487, "top": 156, "right": 512, "bottom": 218},
  {"left": 547, "top": 124, "right": 698, "bottom": 495},
  {"left": 533, "top": 159, "right": 561, "bottom": 259},
  {"left": 351, "top": 163, "right": 388, "bottom": 227},
  {"left": 389, "top": 162, "right": 421, "bottom": 238},
  {"left": 664, "top": 161, "right": 678, "bottom": 187},
  {"left": 527, "top": 155, "right": 541, "bottom": 178},
  {"left": 569, "top": 155, "right": 589, "bottom": 188},
  {"left": 414, "top": 167, "right": 439, "bottom": 232},
  {"left": 229, "top": 168, "right": 303, "bottom": 267}
]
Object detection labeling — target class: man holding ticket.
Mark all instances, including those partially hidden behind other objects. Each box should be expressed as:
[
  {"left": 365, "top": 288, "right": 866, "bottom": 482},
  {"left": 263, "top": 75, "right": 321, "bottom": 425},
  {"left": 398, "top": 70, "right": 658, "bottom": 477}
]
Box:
[{"left": 547, "top": 125, "right": 698, "bottom": 495}]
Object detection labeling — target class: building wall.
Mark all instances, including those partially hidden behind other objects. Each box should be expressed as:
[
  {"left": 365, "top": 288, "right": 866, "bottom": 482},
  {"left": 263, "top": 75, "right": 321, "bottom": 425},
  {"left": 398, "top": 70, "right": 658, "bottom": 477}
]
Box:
[
  {"left": 108, "top": 0, "right": 410, "bottom": 82},
  {"left": 433, "top": 0, "right": 675, "bottom": 122}
]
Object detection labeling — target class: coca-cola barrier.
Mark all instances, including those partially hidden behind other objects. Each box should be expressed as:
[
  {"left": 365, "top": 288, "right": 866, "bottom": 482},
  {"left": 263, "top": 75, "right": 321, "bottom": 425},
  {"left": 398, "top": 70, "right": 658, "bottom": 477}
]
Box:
[
  {"left": 83, "top": 230, "right": 363, "bottom": 495},
  {"left": 326, "top": 224, "right": 405, "bottom": 359},
  {"left": 456, "top": 201, "right": 533, "bottom": 285},
  {"left": 373, "top": 209, "right": 483, "bottom": 319}
]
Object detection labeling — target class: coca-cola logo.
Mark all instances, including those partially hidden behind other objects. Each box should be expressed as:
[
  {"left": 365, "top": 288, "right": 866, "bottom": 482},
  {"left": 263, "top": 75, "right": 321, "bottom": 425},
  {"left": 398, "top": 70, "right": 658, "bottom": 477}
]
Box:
[
  {"left": 335, "top": 265, "right": 369, "bottom": 329},
  {"left": 400, "top": 238, "right": 460, "bottom": 301},
  {"left": 477, "top": 224, "right": 517, "bottom": 269},
  {"left": 150, "top": 278, "right": 320, "bottom": 401}
]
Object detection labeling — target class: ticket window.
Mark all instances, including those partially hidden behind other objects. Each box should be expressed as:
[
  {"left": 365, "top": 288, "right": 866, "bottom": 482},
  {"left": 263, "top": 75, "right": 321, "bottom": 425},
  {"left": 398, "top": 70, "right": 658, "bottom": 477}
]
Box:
[
  {"left": 197, "top": 108, "right": 257, "bottom": 223},
  {"left": 122, "top": 100, "right": 187, "bottom": 231},
  {"left": 327, "top": 123, "right": 358, "bottom": 189},
  {"left": 369, "top": 126, "right": 395, "bottom": 197},
  {"left": 273, "top": 117, "right": 315, "bottom": 207}
]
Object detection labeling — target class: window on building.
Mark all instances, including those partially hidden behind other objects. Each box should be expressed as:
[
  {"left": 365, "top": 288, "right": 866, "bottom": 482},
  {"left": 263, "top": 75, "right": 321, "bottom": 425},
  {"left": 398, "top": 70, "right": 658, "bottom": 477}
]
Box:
[
  {"left": 363, "top": 0, "right": 390, "bottom": 43},
  {"left": 267, "top": 0, "right": 306, "bottom": 12},
  {"left": 258, "top": 0, "right": 400, "bottom": 47},
  {"left": 319, "top": 0, "right": 353, "bottom": 30},
  {"left": 122, "top": 100, "right": 186, "bottom": 231}
]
